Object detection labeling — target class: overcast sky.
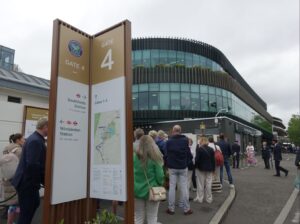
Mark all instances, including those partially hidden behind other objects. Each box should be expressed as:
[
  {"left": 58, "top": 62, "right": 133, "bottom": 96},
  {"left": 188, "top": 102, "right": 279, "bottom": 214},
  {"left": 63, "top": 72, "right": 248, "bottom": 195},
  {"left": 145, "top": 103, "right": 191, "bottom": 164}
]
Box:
[{"left": 0, "top": 0, "right": 299, "bottom": 126}]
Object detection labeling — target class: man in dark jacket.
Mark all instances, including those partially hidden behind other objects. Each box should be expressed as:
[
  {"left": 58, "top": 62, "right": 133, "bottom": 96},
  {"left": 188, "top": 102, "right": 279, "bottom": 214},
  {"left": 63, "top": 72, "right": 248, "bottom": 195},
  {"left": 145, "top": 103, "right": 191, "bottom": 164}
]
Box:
[
  {"left": 272, "top": 139, "right": 288, "bottom": 177},
  {"left": 12, "top": 118, "right": 48, "bottom": 224},
  {"left": 217, "top": 133, "right": 233, "bottom": 187},
  {"left": 261, "top": 141, "right": 271, "bottom": 169},
  {"left": 232, "top": 140, "right": 240, "bottom": 169},
  {"left": 165, "top": 125, "right": 193, "bottom": 215}
]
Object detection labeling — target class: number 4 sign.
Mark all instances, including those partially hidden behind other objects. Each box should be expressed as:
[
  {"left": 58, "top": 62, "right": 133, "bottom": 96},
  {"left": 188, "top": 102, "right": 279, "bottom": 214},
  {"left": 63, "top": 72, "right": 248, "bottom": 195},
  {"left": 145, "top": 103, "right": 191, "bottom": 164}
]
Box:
[{"left": 101, "top": 49, "right": 114, "bottom": 70}]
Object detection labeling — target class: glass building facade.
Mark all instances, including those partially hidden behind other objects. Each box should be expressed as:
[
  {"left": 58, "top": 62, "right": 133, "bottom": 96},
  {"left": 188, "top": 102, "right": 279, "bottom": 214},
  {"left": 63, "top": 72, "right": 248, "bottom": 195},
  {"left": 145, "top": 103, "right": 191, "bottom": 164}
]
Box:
[
  {"left": 132, "top": 38, "right": 273, "bottom": 135},
  {"left": 0, "top": 46, "right": 15, "bottom": 71}
]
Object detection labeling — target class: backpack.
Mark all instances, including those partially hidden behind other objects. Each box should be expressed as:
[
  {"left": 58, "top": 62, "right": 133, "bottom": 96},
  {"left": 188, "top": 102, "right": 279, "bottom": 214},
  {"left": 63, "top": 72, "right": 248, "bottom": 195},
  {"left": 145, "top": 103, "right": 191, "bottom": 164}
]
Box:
[
  {"left": 0, "top": 150, "right": 19, "bottom": 180},
  {"left": 215, "top": 150, "right": 224, "bottom": 166}
]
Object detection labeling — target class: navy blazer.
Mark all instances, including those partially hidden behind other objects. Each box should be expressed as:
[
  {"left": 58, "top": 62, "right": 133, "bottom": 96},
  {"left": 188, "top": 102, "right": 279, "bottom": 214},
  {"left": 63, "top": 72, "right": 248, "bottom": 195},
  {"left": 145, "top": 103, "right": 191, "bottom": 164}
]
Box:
[
  {"left": 195, "top": 145, "right": 215, "bottom": 172},
  {"left": 232, "top": 143, "right": 241, "bottom": 155},
  {"left": 165, "top": 134, "right": 192, "bottom": 169},
  {"left": 12, "top": 131, "right": 46, "bottom": 192},
  {"left": 273, "top": 143, "right": 282, "bottom": 161}
]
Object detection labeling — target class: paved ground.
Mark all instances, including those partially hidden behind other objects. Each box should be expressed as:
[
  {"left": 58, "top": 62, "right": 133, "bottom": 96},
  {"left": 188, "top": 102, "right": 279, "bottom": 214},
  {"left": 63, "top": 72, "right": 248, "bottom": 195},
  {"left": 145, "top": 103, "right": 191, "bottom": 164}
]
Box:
[
  {"left": 223, "top": 154, "right": 298, "bottom": 224},
  {"left": 284, "top": 193, "right": 300, "bottom": 224}
]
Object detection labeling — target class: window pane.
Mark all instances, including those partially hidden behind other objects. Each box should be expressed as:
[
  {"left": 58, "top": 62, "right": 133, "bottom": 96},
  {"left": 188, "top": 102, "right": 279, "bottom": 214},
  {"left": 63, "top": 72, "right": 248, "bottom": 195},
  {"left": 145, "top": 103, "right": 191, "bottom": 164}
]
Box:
[
  {"left": 181, "top": 92, "right": 190, "bottom": 110},
  {"left": 191, "top": 84, "right": 199, "bottom": 93},
  {"left": 222, "top": 89, "right": 228, "bottom": 97},
  {"left": 138, "top": 92, "right": 148, "bottom": 110},
  {"left": 170, "top": 93, "right": 180, "bottom": 110},
  {"left": 192, "top": 54, "right": 200, "bottom": 67},
  {"left": 132, "top": 93, "right": 138, "bottom": 110},
  {"left": 149, "top": 92, "right": 159, "bottom": 110},
  {"left": 191, "top": 93, "right": 200, "bottom": 110},
  {"left": 200, "top": 85, "right": 208, "bottom": 93},
  {"left": 176, "top": 51, "right": 185, "bottom": 65},
  {"left": 134, "top": 50, "right": 142, "bottom": 65},
  {"left": 217, "top": 96, "right": 223, "bottom": 111},
  {"left": 169, "top": 50, "right": 177, "bottom": 65},
  {"left": 159, "top": 50, "right": 168, "bottom": 64},
  {"left": 185, "top": 53, "right": 193, "bottom": 68},
  {"left": 151, "top": 49, "right": 159, "bottom": 67},
  {"left": 216, "top": 88, "right": 222, "bottom": 96},
  {"left": 149, "top": 83, "right": 159, "bottom": 91},
  {"left": 206, "top": 58, "right": 213, "bottom": 69},
  {"left": 160, "top": 92, "right": 170, "bottom": 110},
  {"left": 139, "top": 84, "right": 148, "bottom": 92},
  {"left": 209, "top": 86, "right": 216, "bottom": 95},
  {"left": 209, "top": 94, "right": 217, "bottom": 112},
  {"left": 181, "top": 83, "right": 190, "bottom": 92},
  {"left": 200, "top": 56, "right": 206, "bottom": 67},
  {"left": 170, "top": 83, "right": 180, "bottom": 91},
  {"left": 132, "top": 85, "right": 138, "bottom": 93},
  {"left": 200, "top": 94, "right": 209, "bottom": 111},
  {"left": 223, "top": 97, "right": 228, "bottom": 111},
  {"left": 142, "top": 50, "right": 151, "bottom": 67},
  {"left": 160, "top": 83, "right": 170, "bottom": 91}
]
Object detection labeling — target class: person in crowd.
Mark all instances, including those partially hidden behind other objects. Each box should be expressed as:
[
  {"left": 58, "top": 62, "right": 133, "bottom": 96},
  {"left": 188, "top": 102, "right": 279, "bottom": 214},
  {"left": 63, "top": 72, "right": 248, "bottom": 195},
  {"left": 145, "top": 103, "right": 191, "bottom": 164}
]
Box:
[
  {"left": 232, "top": 140, "right": 241, "bottom": 169},
  {"left": 208, "top": 137, "right": 222, "bottom": 193},
  {"left": 1, "top": 133, "right": 25, "bottom": 224},
  {"left": 246, "top": 142, "right": 256, "bottom": 166},
  {"left": 217, "top": 133, "right": 234, "bottom": 188},
  {"left": 194, "top": 137, "right": 215, "bottom": 203},
  {"left": 261, "top": 141, "right": 271, "bottom": 169},
  {"left": 133, "top": 128, "right": 144, "bottom": 153},
  {"left": 148, "top": 130, "right": 158, "bottom": 140},
  {"left": 165, "top": 125, "right": 193, "bottom": 215},
  {"left": 273, "top": 139, "right": 289, "bottom": 177},
  {"left": 134, "top": 135, "right": 164, "bottom": 224},
  {"left": 155, "top": 130, "right": 167, "bottom": 156},
  {"left": 295, "top": 146, "right": 300, "bottom": 168},
  {"left": 187, "top": 138, "right": 196, "bottom": 192},
  {"left": 12, "top": 117, "right": 48, "bottom": 224}
]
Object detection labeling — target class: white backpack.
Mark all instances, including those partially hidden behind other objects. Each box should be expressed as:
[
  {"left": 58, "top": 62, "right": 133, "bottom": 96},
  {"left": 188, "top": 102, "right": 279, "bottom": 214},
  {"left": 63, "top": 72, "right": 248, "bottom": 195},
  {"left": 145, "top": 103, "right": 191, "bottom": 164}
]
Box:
[{"left": 0, "top": 148, "right": 19, "bottom": 180}]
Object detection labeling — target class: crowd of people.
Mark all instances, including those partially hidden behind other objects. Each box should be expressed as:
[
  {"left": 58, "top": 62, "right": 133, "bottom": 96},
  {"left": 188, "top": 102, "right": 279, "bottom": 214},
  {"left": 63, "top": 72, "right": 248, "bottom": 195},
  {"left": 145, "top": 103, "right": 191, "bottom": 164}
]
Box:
[{"left": 0, "top": 119, "right": 299, "bottom": 224}]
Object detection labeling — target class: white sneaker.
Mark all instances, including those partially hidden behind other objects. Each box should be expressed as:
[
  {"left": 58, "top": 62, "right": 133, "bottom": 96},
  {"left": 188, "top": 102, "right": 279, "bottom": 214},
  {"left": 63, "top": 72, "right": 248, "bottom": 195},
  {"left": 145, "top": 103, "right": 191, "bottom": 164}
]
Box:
[{"left": 229, "top": 184, "right": 235, "bottom": 189}]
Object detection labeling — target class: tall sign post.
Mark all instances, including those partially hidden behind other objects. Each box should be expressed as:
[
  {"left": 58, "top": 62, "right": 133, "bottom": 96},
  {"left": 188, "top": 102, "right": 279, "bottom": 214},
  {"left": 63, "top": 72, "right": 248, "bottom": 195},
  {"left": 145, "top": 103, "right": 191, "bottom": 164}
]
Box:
[{"left": 44, "top": 19, "right": 133, "bottom": 224}]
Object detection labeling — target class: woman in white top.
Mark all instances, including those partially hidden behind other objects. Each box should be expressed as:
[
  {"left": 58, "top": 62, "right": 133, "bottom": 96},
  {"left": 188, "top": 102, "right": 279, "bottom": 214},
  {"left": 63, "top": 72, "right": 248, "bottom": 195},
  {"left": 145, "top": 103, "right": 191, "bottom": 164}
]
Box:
[{"left": 208, "top": 137, "right": 222, "bottom": 192}]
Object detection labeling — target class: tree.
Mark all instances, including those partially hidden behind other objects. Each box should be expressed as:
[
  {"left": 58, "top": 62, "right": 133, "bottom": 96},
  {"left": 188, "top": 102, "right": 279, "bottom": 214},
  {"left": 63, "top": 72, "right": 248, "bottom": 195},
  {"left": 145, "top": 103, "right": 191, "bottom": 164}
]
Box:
[{"left": 287, "top": 114, "right": 300, "bottom": 146}]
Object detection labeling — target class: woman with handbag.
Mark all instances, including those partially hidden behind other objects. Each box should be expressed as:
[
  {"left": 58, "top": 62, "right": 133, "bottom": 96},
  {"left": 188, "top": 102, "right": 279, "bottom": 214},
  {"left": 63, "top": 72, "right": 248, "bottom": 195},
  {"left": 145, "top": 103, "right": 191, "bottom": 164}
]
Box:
[
  {"left": 194, "top": 136, "right": 215, "bottom": 203},
  {"left": 134, "top": 135, "right": 165, "bottom": 224}
]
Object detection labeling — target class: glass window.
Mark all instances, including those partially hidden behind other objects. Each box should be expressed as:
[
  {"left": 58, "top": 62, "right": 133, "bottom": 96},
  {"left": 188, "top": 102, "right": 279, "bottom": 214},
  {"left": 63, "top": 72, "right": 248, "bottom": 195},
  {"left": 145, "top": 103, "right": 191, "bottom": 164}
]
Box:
[
  {"left": 216, "top": 88, "right": 222, "bottom": 96},
  {"left": 160, "top": 92, "right": 170, "bottom": 110},
  {"left": 149, "top": 83, "right": 159, "bottom": 91},
  {"left": 206, "top": 58, "right": 213, "bottom": 69},
  {"left": 200, "top": 94, "right": 209, "bottom": 111},
  {"left": 176, "top": 51, "right": 185, "bottom": 65},
  {"left": 160, "top": 83, "right": 170, "bottom": 91},
  {"left": 151, "top": 49, "right": 159, "bottom": 67},
  {"left": 200, "top": 56, "right": 206, "bottom": 67},
  {"left": 142, "top": 50, "right": 151, "bottom": 67},
  {"left": 185, "top": 53, "right": 193, "bottom": 68},
  {"left": 222, "top": 89, "right": 228, "bottom": 97},
  {"left": 200, "top": 85, "right": 208, "bottom": 93},
  {"left": 181, "top": 92, "right": 190, "bottom": 110},
  {"left": 132, "top": 93, "right": 138, "bottom": 110},
  {"left": 191, "top": 84, "right": 199, "bottom": 93},
  {"left": 132, "top": 85, "right": 138, "bottom": 93},
  {"left": 168, "top": 50, "right": 177, "bottom": 66},
  {"left": 138, "top": 92, "right": 148, "bottom": 110},
  {"left": 181, "top": 83, "right": 190, "bottom": 92},
  {"left": 134, "top": 50, "right": 142, "bottom": 65},
  {"left": 217, "top": 96, "right": 223, "bottom": 111},
  {"left": 170, "top": 83, "right": 180, "bottom": 91},
  {"left": 139, "top": 84, "right": 148, "bottom": 92},
  {"left": 159, "top": 50, "right": 168, "bottom": 64},
  {"left": 192, "top": 54, "right": 200, "bottom": 67},
  {"left": 209, "top": 86, "right": 216, "bottom": 95},
  {"left": 191, "top": 93, "right": 200, "bottom": 110},
  {"left": 149, "top": 92, "right": 159, "bottom": 110},
  {"left": 170, "top": 93, "right": 180, "bottom": 110},
  {"left": 209, "top": 94, "right": 217, "bottom": 112}
]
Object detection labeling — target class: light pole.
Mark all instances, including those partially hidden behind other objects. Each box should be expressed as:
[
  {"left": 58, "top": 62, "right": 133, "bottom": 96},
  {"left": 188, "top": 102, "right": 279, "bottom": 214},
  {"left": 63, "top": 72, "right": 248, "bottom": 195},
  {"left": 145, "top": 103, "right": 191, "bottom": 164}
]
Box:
[{"left": 214, "top": 108, "right": 228, "bottom": 125}]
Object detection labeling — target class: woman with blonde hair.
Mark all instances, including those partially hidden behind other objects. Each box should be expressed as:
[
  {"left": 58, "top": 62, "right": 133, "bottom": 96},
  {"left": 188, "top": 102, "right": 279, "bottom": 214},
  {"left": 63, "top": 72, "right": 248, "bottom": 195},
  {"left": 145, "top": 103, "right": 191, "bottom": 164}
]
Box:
[
  {"left": 134, "top": 135, "right": 164, "bottom": 224},
  {"left": 194, "top": 136, "right": 215, "bottom": 203},
  {"left": 148, "top": 130, "right": 158, "bottom": 140}
]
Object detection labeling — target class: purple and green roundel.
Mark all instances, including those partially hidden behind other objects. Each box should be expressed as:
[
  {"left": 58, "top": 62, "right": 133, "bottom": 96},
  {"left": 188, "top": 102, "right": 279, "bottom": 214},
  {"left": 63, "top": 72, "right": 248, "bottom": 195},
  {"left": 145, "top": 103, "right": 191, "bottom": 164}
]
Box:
[{"left": 68, "top": 40, "right": 83, "bottom": 57}]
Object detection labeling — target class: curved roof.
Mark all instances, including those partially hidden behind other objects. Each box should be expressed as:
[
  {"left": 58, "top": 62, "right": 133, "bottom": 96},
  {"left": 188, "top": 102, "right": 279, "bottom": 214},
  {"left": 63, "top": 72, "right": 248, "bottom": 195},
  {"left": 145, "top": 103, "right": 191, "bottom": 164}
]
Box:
[{"left": 132, "top": 37, "right": 267, "bottom": 110}]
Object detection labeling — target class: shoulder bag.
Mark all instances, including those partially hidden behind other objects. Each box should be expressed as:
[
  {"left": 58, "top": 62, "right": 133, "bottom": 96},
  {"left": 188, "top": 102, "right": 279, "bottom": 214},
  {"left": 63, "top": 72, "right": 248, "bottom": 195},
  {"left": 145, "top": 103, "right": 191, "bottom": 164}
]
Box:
[{"left": 143, "top": 168, "right": 166, "bottom": 201}]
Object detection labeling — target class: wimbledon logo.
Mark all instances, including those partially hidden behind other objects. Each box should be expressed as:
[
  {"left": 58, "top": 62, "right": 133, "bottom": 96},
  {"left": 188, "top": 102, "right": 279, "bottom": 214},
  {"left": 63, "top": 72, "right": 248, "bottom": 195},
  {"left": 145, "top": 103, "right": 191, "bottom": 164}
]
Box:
[{"left": 68, "top": 40, "right": 83, "bottom": 57}]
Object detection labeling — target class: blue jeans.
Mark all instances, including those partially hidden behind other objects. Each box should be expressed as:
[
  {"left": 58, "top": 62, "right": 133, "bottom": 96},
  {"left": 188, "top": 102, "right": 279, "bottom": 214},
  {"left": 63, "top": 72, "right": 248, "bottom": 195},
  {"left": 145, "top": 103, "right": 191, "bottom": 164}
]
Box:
[
  {"left": 168, "top": 168, "right": 190, "bottom": 212},
  {"left": 220, "top": 159, "right": 233, "bottom": 184}
]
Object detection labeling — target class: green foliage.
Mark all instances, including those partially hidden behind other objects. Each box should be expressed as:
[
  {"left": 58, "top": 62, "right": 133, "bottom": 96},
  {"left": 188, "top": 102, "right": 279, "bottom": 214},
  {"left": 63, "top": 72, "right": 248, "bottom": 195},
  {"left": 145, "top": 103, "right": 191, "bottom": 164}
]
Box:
[{"left": 287, "top": 114, "right": 300, "bottom": 145}]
